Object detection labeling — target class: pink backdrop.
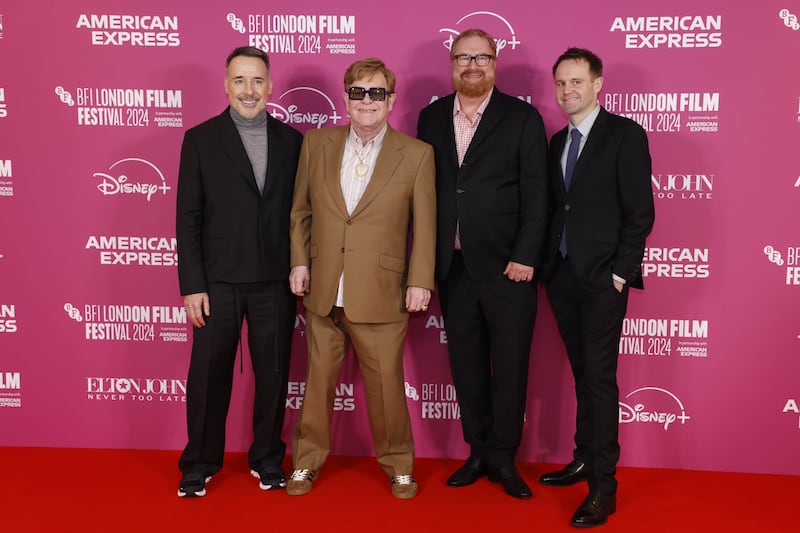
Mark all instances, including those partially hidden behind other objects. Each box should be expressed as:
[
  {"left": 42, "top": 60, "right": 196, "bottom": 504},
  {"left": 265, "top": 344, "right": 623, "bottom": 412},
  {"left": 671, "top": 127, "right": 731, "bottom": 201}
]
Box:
[{"left": 1, "top": 1, "right": 799, "bottom": 476}]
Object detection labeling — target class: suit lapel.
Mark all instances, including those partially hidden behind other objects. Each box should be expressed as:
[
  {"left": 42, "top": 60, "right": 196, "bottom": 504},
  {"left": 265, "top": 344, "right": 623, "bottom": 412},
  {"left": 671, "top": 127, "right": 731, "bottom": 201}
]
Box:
[
  {"left": 552, "top": 128, "right": 568, "bottom": 196},
  {"left": 323, "top": 127, "right": 349, "bottom": 217},
  {"left": 440, "top": 94, "right": 460, "bottom": 172},
  {"left": 568, "top": 108, "right": 608, "bottom": 192},
  {"left": 461, "top": 90, "right": 503, "bottom": 164},
  {"left": 218, "top": 108, "right": 260, "bottom": 195},
  {"left": 262, "top": 115, "right": 282, "bottom": 199},
  {"left": 350, "top": 126, "right": 402, "bottom": 218}
]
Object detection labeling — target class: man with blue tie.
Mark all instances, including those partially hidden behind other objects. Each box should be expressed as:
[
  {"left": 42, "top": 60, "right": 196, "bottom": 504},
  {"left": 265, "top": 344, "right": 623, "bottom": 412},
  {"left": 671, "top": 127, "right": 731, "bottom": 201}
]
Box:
[{"left": 540, "top": 48, "right": 655, "bottom": 527}]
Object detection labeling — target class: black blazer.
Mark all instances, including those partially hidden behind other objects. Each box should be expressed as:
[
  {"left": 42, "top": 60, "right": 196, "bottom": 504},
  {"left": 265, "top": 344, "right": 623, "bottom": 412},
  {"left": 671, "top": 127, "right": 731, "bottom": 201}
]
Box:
[
  {"left": 542, "top": 107, "right": 655, "bottom": 291},
  {"left": 417, "top": 89, "right": 549, "bottom": 281},
  {"left": 176, "top": 108, "right": 303, "bottom": 295}
]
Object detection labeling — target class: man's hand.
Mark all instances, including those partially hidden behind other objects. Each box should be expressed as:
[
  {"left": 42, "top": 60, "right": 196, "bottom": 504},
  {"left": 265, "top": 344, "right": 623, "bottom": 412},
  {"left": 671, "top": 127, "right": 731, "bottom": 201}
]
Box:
[
  {"left": 290, "top": 266, "right": 310, "bottom": 296},
  {"left": 184, "top": 292, "right": 210, "bottom": 328},
  {"left": 503, "top": 261, "right": 534, "bottom": 283},
  {"left": 613, "top": 279, "right": 624, "bottom": 293},
  {"left": 406, "top": 286, "right": 431, "bottom": 313}
]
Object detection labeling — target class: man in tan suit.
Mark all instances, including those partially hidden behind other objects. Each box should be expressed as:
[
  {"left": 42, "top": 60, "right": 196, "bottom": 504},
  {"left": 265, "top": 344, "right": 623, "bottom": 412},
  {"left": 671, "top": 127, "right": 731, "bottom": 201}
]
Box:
[{"left": 287, "top": 58, "right": 436, "bottom": 499}]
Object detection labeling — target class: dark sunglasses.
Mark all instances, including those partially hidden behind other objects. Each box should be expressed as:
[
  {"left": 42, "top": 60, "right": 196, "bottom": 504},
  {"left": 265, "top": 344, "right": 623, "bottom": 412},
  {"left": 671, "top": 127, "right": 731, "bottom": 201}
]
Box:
[{"left": 346, "top": 86, "right": 392, "bottom": 101}]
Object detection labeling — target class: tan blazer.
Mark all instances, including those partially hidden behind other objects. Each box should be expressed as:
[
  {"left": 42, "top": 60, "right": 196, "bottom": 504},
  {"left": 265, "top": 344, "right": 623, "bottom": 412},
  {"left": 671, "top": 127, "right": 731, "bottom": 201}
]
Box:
[{"left": 290, "top": 125, "right": 436, "bottom": 323}]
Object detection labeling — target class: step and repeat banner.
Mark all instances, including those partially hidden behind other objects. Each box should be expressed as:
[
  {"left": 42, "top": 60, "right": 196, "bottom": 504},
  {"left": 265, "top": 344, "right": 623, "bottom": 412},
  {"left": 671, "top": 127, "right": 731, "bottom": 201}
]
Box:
[{"left": 1, "top": 1, "right": 799, "bottom": 476}]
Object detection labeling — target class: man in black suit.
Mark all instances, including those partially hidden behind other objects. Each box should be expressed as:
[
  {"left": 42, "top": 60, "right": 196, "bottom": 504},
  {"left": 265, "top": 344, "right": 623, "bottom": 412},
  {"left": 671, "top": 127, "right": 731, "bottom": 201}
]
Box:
[
  {"left": 175, "top": 46, "right": 303, "bottom": 497},
  {"left": 417, "top": 28, "right": 548, "bottom": 499},
  {"left": 539, "top": 48, "right": 655, "bottom": 527}
]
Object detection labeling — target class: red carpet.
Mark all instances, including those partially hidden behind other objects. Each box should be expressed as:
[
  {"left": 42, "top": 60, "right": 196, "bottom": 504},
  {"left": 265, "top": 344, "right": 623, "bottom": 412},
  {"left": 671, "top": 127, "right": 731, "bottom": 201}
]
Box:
[{"left": 1, "top": 447, "right": 796, "bottom": 532}]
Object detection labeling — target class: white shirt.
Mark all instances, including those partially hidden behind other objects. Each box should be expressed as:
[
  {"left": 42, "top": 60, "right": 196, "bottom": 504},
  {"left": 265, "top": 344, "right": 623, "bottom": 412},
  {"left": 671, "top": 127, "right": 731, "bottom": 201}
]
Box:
[{"left": 560, "top": 103, "right": 601, "bottom": 174}]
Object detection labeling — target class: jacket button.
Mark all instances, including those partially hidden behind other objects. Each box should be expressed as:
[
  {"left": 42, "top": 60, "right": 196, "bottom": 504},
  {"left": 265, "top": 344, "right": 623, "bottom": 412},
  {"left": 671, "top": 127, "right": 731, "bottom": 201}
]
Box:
[
  {"left": 456, "top": 188, "right": 465, "bottom": 194},
  {"left": 340, "top": 247, "right": 345, "bottom": 253},
  {"left": 346, "top": 219, "right": 352, "bottom": 225},
  {"left": 564, "top": 204, "right": 571, "bottom": 211}
]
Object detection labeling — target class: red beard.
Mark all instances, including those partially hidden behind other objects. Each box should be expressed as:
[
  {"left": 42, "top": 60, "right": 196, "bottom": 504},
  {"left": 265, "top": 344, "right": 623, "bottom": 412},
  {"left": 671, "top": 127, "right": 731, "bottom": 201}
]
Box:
[{"left": 452, "top": 69, "right": 495, "bottom": 98}]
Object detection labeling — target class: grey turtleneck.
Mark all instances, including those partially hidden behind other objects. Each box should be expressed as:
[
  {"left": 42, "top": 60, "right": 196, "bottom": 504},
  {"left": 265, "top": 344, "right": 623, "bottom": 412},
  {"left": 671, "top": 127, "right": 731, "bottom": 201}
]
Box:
[{"left": 229, "top": 107, "right": 268, "bottom": 193}]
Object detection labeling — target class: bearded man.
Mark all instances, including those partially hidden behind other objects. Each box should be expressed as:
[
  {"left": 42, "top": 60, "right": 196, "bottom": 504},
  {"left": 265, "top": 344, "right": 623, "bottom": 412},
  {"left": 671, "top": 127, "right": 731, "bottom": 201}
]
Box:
[{"left": 417, "top": 28, "right": 549, "bottom": 499}]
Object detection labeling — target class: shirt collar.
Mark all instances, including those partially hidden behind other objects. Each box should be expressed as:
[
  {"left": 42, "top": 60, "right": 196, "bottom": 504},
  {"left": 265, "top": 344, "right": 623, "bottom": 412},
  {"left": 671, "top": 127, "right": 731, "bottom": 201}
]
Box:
[
  {"left": 569, "top": 103, "right": 601, "bottom": 138},
  {"left": 348, "top": 123, "right": 389, "bottom": 149},
  {"left": 453, "top": 88, "right": 493, "bottom": 118}
]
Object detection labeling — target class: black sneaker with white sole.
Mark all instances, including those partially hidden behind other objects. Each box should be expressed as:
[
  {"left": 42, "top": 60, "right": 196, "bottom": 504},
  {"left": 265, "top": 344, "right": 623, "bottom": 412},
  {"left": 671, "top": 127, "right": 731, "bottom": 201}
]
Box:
[
  {"left": 178, "top": 472, "right": 211, "bottom": 497},
  {"left": 250, "top": 469, "right": 286, "bottom": 490}
]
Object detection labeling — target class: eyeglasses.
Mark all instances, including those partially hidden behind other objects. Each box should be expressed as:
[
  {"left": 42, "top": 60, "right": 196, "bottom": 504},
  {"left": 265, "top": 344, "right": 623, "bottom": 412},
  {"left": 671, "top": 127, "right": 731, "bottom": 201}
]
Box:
[
  {"left": 452, "top": 54, "right": 495, "bottom": 67},
  {"left": 346, "top": 86, "right": 392, "bottom": 101}
]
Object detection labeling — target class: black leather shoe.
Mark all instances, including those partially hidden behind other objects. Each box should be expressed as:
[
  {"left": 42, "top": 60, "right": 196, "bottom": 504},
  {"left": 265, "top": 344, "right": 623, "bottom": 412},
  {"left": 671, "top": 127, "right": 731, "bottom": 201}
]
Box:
[
  {"left": 446, "top": 457, "right": 486, "bottom": 487},
  {"left": 571, "top": 490, "right": 616, "bottom": 528},
  {"left": 539, "top": 460, "right": 588, "bottom": 486},
  {"left": 488, "top": 466, "right": 532, "bottom": 499}
]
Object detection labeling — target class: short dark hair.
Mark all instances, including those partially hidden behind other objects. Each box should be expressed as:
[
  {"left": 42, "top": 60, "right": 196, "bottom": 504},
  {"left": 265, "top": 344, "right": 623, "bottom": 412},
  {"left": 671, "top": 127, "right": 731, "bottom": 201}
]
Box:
[
  {"left": 450, "top": 28, "right": 497, "bottom": 57},
  {"left": 552, "top": 47, "right": 603, "bottom": 79},
  {"left": 226, "top": 46, "right": 270, "bottom": 71}
]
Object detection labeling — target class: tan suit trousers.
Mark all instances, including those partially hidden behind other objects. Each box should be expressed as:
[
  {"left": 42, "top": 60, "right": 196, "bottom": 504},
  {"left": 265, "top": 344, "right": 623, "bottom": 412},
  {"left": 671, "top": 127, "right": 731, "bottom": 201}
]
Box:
[{"left": 292, "top": 307, "right": 414, "bottom": 477}]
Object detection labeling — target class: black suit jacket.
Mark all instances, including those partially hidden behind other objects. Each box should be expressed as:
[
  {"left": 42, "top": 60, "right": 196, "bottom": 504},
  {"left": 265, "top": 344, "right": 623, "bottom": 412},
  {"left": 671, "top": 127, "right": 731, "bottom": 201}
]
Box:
[
  {"left": 176, "top": 108, "right": 303, "bottom": 295},
  {"left": 417, "top": 89, "right": 549, "bottom": 281},
  {"left": 542, "top": 107, "right": 655, "bottom": 291}
]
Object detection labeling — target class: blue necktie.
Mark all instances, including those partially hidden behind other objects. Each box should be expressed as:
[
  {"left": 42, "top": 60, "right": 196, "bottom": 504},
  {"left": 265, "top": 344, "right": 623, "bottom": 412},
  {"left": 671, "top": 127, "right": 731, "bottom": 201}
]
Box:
[
  {"left": 564, "top": 128, "right": 582, "bottom": 190},
  {"left": 559, "top": 128, "right": 582, "bottom": 257}
]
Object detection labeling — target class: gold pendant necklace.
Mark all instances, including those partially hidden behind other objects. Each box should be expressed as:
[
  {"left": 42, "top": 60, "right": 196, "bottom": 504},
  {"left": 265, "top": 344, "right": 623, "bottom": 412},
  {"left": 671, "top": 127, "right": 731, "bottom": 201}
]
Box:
[{"left": 354, "top": 144, "right": 372, "bottom": 179}]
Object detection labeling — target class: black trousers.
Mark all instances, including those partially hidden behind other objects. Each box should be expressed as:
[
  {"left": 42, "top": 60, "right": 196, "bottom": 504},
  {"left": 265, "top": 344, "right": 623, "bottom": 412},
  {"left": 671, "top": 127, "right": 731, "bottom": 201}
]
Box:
[
  {"left": 546, "top": 257, "right": 629, "bottom": 494},
  {"left": 439, "top": 252, "right": 538, "bottom": 468},
  {"left": 179, "top": 281, "right": 295, "bottom": 475}
]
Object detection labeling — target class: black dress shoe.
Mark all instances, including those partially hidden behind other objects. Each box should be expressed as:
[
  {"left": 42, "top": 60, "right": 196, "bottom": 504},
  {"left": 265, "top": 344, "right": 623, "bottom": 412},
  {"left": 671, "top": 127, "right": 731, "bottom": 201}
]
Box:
[
  {"left": 446, "top": 457, "right": 486, "bottom": 487},
  {"left": 539, "top": 460, "right": 588, "bottom": 486},
  {"left": 571, "top": 490, "right": 616, "bottom": 528},
  {"left": 488, "top": 466, "right": 532, "bottom": 499}
]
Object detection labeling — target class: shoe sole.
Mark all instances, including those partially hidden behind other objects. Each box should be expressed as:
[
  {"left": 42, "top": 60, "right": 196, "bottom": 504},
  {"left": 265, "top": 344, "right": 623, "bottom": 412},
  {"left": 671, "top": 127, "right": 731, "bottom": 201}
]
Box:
[
  {"left": 446, "top": 471, "right": 486, "bottom": 487},
  {"left": 250, "top": 470, "right": 286, "bottom": 490},
  {"left": 177, "top": 476, "right": 211, "bottom": 497},
  {"left": 392, "top": 486, "right": 418, "bottom": 499},
  {"left": 571, "top": 519, "right": 608, "bottom": 528},
  {"left": 571, "top": 512, "right": 614, "bottom": 528},
  {"left": 258, "top": 481, "right": 286, "bottom": 490},
  {"left": 539, "top": 479, "right": 585, "bottom": 486},
  {"left": 177, "top": 488, "right": 206, "bottom": 497},
  {"left": 446, "top": 479, "right": 479, "bottom": 487}
]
